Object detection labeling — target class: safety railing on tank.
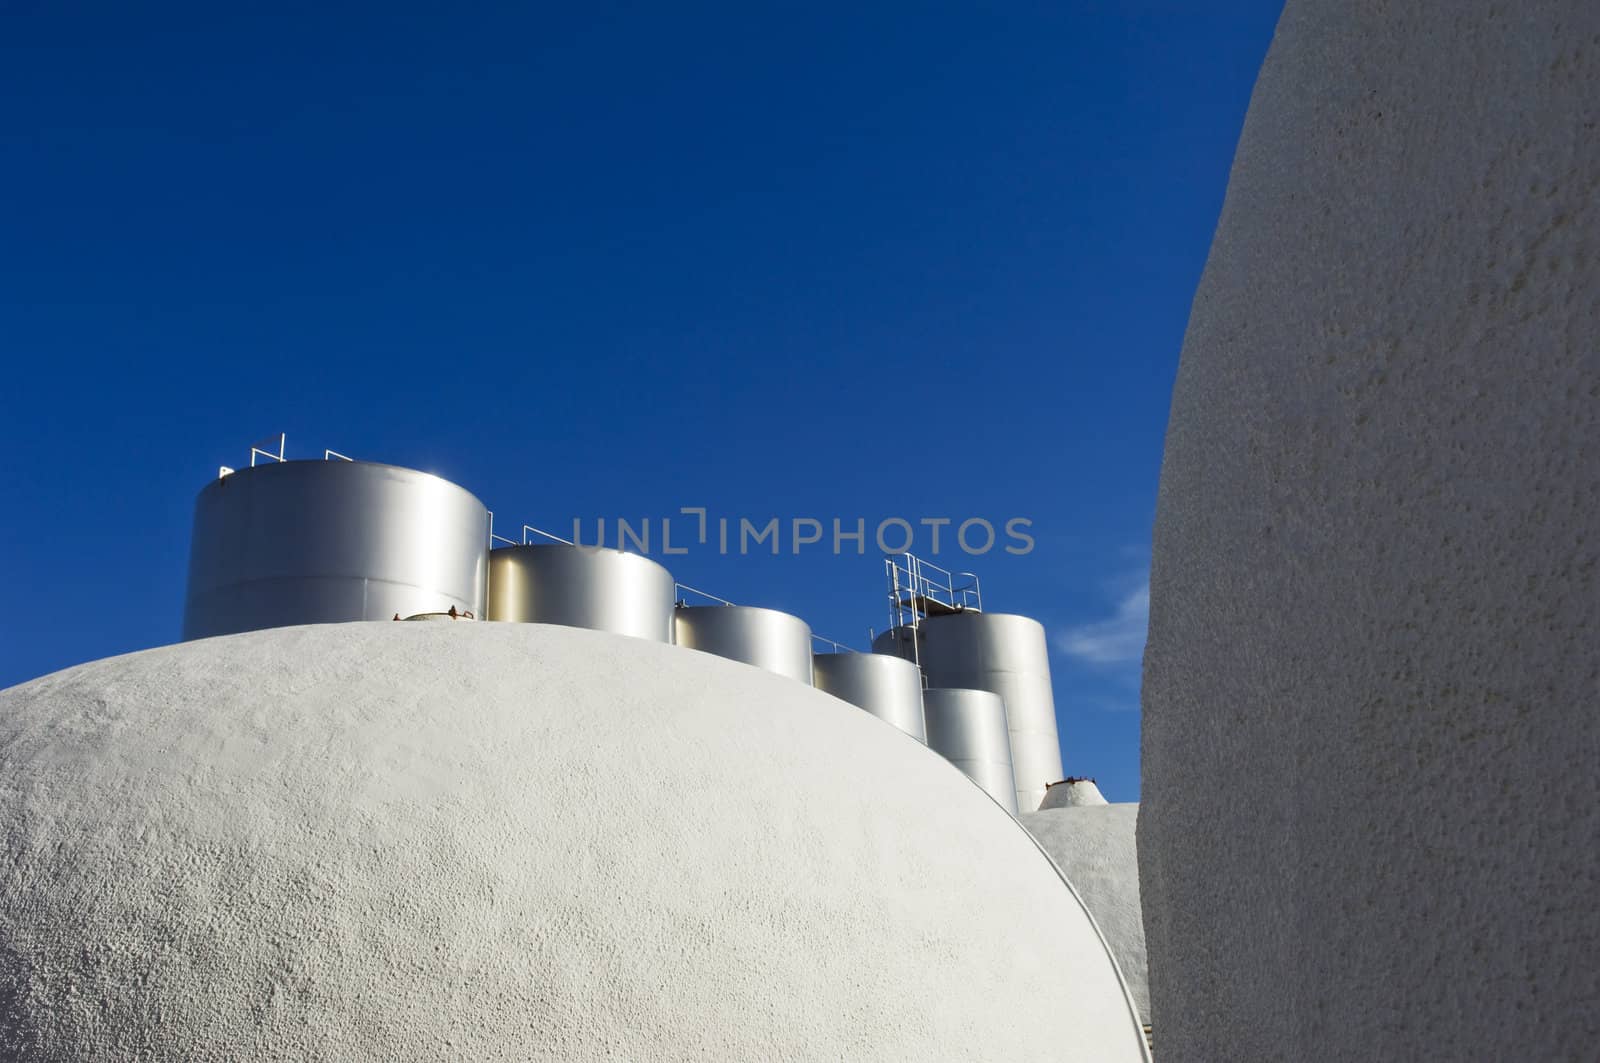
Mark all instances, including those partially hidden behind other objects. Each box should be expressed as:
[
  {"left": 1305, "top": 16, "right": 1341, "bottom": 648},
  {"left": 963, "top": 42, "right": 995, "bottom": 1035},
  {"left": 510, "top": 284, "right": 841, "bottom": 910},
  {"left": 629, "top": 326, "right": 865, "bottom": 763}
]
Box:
[
  {"left": 885, "top": 553, "right": 981, "bottom": 632},
  {"left": 884, "top": 552, "right": 983, "bottom": 671},
  {"left": 220, "top": 434, "right": 354, "bottom": 479},
  {"left": 250, "top": 433, "right": 286, "bottom": 467},
  {"left": 811, "top": 633, "right": 858, "bottom": 654},
  {"left": 674, "top": 582, "right": 734, "bottom": 607},
  {"left": 486, "top": 512, "right": 575, "bottom": 548}
]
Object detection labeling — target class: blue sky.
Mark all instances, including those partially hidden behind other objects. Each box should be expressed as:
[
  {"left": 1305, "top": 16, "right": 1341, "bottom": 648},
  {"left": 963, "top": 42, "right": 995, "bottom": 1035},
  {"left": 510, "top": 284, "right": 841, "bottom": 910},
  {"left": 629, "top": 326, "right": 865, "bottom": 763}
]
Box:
[{"left": 0, "top": 2, "right": 1284, "bottom": 801}]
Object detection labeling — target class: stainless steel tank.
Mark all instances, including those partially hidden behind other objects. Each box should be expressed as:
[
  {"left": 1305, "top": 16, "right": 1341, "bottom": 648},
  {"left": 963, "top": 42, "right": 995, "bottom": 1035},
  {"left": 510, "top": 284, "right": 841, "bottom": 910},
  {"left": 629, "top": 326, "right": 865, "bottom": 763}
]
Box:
[
  {"left": 672, "top": 605, "right": 813, "bottom": 684},
  {"left": 873, "top": 612, "right": 1064, "bottom": 812},
  {"left": 486, "top": 544, "right": 675, "bottom": 642},
  {"left": 921, "top": 687, "right": 1019, "bottom": 815},
  {"left": 182, "top": 460, "right": 490, "bottom": 640},
  {"left": 812, "top": 652, "right": 926, "bottom": 742}
]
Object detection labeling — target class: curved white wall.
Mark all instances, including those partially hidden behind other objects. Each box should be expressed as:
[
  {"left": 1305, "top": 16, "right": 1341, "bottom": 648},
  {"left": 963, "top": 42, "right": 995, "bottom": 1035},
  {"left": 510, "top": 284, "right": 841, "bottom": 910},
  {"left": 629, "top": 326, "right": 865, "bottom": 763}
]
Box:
[
  {"left": 0, "top": 622, "right": 1148, "bottom": 1061},
  {"left": 1140, "top": 2, "right": 1600, "bottom": 1059}
]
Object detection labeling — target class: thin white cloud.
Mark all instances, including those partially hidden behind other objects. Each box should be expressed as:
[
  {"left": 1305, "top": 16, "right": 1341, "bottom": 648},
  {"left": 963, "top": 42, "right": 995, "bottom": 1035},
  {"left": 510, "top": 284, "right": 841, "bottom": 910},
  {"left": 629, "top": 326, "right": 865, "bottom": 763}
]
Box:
[{"left": 1057, "top": 581, "right": 1149, "bottom": 665}]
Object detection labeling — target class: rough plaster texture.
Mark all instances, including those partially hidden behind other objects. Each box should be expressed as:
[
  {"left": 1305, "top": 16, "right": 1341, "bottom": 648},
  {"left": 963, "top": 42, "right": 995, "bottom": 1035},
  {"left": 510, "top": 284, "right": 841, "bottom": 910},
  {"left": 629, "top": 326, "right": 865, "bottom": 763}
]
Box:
[
  {"left": 1140, "top": 3, "right": 1600, "bottom": 1060},
  {"left": 0, "top": 622, "right": 1148, "bottom": 1061},
  {"left": 1021, "top": 804, "right": 1147, "bottom": 1022}
]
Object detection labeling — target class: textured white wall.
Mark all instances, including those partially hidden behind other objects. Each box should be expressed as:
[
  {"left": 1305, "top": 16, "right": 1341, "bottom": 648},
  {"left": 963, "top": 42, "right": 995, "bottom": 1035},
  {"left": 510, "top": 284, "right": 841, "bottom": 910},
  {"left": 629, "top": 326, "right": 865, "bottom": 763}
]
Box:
[
  {"left": 0, "top": 622, "right": 1148, "bottom": 1061},
  {"left": 1021, "top": 804, "right": 1148, "bottom": 1022},
  {"left": 1140, "top": 2, "right": 1600, "bottom": 1060}
]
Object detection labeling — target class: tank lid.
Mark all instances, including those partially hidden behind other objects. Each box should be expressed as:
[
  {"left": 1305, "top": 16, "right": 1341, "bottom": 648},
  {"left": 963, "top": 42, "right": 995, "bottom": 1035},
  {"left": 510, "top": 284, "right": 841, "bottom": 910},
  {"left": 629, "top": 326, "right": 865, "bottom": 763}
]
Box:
[
  {"left": 1039, "top": 777, "right": 1108, "bottom": 809},
  {"left": 197, "top": 457, "right": 488, "bottom": 511}
]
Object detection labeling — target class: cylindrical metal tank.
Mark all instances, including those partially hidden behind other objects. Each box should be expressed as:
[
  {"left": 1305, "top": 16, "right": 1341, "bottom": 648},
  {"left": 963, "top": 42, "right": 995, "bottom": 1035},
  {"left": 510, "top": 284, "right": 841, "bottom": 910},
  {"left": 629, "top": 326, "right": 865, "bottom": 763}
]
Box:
[
  {"left": 921, "top": 688, "right": 1019, "bottom": 815},
  {"left": 813, "top": 652, "right": 926, "bottom": 742},
  {"left": 873, "top": 612, "right": 1064, "bottom": 813},
  {"left": 183, "top": 460, "right": 490, "bottom": 640},
  {"left": 672, "top": 605, "right": 813, "bottom": 684},
  {"left": 485, "top": 544, "right": 676, "bottom": 642}
]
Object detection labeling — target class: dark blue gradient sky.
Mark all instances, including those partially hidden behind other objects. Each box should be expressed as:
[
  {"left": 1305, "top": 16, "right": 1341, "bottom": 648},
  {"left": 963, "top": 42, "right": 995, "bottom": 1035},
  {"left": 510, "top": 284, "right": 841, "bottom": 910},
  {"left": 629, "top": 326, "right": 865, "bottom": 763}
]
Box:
[{"left": 0, "top": 2, "right": 1285, "bottom": 800}]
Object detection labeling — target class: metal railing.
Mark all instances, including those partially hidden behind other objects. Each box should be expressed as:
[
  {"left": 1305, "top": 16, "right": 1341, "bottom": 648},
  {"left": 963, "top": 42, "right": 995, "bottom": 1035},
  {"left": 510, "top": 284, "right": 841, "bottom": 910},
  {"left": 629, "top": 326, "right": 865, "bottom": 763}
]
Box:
[
  {"left": 674, "top": 582, "right": 734, "bottom": 607},
  {"left": 249, "top": 433, "right": 286, "bottom": 467},
  {"left": 883, "top": 552, "right": 982, "bottom": 670},
  {"left": 811, "top": 633, "right": 857, "bottom": 654},
  {"left": 218, "top": 435, "right": 359, "bottom": 479},
  {"left": 885, "top": 553, "right": 981, "bottom": 631},
  {"left": 522, "top": 523, "right": 572, "bottom": 545},
  {"left": 221, "top": 434, "right": 353, "bottom": 479},
  {"left": 487, "top": 513, "right": 576, "bottom": 548}
]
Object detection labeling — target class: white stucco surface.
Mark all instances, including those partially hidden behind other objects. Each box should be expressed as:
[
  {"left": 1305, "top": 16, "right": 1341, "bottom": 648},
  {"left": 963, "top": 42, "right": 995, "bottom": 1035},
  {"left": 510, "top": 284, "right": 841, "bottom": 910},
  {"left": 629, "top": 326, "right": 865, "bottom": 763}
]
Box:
[
  {"left": 1140, "top": 2, "right": 1600, "bottom": 1060},
  {"left": 0, "top": 622, "right": 1148, "bottom": 1061},
  {"left": 1020, "top": 804, "right": 1147, "bottom": 1022}
]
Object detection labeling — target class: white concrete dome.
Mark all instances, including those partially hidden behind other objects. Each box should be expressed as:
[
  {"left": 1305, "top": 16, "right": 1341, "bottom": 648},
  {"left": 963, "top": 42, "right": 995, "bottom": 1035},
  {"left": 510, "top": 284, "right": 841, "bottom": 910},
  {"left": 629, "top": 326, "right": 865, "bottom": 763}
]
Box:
[{"left": 0, "top": 622, "right": 1148, "bottom": 1061}]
